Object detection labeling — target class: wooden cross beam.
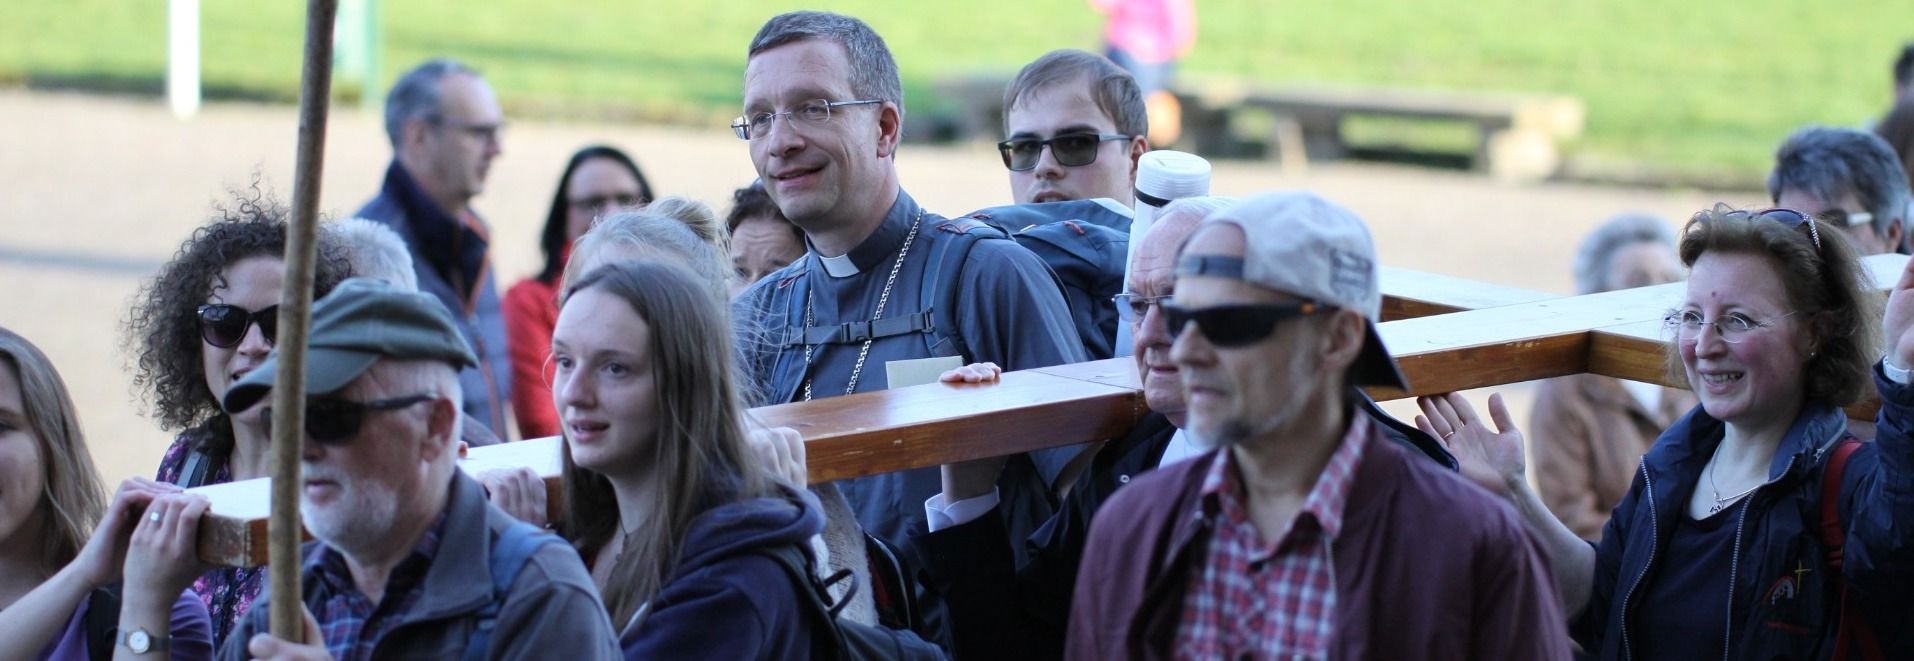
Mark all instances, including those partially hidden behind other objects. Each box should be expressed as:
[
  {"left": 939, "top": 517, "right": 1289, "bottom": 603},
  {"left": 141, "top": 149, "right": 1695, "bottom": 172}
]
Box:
[{"left": 185, "top": 257, "right": 1907, "bottom": 566}]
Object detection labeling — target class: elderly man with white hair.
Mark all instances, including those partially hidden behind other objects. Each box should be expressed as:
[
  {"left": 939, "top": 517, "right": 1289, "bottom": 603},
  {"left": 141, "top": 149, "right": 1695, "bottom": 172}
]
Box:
[{"left": 214, "top": 278, "right": 616, "bottom": 660}]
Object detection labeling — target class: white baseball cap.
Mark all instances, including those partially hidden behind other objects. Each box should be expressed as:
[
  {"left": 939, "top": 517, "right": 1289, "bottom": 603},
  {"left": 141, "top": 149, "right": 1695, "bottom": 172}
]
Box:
[{"left": 1179, "top": 191, "right": 1408, "bottom": 389}]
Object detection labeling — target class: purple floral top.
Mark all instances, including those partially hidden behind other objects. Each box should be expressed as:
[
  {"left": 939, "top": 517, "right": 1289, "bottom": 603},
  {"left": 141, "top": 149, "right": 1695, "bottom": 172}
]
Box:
[{"left": 155, "top": 429, "right": 263, "bottom": 649}]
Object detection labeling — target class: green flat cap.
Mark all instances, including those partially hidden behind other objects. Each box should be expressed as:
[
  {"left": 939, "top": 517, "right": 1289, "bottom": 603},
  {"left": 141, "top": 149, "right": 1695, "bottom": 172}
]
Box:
[{"left": 222, "top": 277, "right": 478, "bottom": 413}]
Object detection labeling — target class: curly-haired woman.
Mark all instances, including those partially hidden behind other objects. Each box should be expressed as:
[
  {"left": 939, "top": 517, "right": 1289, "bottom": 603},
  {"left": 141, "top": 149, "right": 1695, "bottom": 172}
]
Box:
[{"left": 123, "top": 192, "right": 350, "bottom": 646}]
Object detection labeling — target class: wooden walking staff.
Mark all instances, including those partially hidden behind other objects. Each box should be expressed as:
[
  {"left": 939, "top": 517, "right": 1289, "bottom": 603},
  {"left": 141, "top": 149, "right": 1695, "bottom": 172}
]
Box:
[{"left": 268, "top": 0, "right": 339, "bottom": 642}]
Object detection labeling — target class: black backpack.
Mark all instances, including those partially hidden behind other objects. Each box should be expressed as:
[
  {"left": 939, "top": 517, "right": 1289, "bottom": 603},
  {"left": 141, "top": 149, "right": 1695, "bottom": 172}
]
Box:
[{"left": 757, "top": 543, "right": 948, "bottom": 661}]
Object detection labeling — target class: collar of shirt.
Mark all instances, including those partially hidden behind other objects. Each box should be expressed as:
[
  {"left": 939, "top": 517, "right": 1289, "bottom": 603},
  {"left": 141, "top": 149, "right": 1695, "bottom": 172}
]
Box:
[
  {"left": 1198, "top": 415, "right": 1371, "bottom": 553},
  {"left": 313, "top": 510, "right": 450, "bottom": 603},
  {"left": 812, "top": 192, "right": 922, "bottom": 278}
]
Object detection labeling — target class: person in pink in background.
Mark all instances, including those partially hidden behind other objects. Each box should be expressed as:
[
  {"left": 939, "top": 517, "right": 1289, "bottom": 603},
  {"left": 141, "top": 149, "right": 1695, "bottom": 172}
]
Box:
[{"left": 1089, "top": 0, "right": 1195, "bottom": 147}]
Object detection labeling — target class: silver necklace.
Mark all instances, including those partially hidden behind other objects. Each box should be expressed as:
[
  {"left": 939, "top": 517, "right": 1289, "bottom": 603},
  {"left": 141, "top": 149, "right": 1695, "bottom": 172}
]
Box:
[
  {"left": 1705, "top": 458, "right": 1761, "bottom": 514},
  {"left": 800, "top": 208, "right": 923, "bottom": 401}
]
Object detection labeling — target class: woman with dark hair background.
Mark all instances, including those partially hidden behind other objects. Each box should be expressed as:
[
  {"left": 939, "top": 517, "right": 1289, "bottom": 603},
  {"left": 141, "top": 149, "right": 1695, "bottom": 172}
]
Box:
[{"left": 504, "top": 145, "right": 654, "bottom": 439}]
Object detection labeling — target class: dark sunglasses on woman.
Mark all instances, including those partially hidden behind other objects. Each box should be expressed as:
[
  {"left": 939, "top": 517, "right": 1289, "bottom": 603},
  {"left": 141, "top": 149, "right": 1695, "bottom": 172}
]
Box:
[{"left": 197, "top": 304, "right": 278, "bottom": 348}]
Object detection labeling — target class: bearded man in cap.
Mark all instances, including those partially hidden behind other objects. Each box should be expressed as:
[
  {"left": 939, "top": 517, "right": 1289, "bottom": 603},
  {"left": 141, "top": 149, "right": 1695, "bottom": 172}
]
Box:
[
  {"left": 217, "top": 278, "right": 616, "bottom": 661},
  {"left": 1065, "top": 192, "right": 1569, "bottom": 660}
]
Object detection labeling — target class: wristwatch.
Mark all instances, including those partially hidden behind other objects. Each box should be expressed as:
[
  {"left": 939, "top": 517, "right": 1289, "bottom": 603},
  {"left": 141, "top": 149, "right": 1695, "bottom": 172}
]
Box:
[{"left": 117, "top": 627, "right": 171, "bottom": 655}]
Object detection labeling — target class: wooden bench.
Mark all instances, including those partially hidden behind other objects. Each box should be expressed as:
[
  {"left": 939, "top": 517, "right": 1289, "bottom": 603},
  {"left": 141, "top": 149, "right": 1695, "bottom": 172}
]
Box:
[{"left": 1177, "top": 82, "right": 1584, "bottom": 181}]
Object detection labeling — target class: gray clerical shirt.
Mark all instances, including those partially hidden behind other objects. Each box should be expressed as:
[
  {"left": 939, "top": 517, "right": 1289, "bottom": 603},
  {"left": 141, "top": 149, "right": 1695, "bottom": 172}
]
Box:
[{"left": 735, "top": 190, "right": 1087, "bottom": 548}]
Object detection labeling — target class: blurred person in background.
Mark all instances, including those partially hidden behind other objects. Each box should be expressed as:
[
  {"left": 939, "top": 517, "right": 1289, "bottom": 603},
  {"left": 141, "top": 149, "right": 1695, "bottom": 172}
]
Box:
[
  {"left": 1529, "top": 213, "right": 1694, "bottom": 540},
  {"left": 1089, "top": 0, "right": 1194, "bottom": 147},
  {"left": 505, "top": 145, "right": 655, "bottom": 439},
  {"left": 1768, "top": 126, "right": 1912, "bottom": 255},
  {"left": 725, "top": 181, "right": 806, "bottom": 297}
]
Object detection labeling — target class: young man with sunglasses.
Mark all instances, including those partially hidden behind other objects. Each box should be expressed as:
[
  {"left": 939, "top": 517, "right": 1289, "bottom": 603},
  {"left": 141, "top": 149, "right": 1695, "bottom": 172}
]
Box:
[
  {"left": 734, "top": 11, "right": 1085, "bottom": 555},
  {"left": 1066, "top": 192, "right": 1571, "bottom": 660},
  {"left": 355, "top": 58, "right": 515, "bottom": 442},
  {"left": 999, "top": 49, "right": 1150, "bottom": 207},
  {"left": 1769, "top": 126, "right": 1913, "bottom": 256},
  {"left": 214, "top": 278, "right": 617, "bottom": 660}
]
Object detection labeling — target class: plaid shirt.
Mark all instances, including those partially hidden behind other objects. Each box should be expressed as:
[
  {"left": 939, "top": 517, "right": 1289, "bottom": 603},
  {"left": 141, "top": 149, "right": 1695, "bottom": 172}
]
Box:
[
  {"left": 311, "top": 512, "right": 448, "bottom": 661},
  {"left": 1174, "top": 420, "right": 1369, "bottom": 660}
]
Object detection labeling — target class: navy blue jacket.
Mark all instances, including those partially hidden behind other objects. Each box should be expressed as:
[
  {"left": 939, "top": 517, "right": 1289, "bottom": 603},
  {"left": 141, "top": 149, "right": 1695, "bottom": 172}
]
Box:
[
  {"left": 356, "top": 161, "right": 512, "bottom": 435},
  {"left": 1573, "top": 365, "right": 1914, "bottom": 659},
  {"left": 622, "top": 491, "right": 825, "bottom": 659}
]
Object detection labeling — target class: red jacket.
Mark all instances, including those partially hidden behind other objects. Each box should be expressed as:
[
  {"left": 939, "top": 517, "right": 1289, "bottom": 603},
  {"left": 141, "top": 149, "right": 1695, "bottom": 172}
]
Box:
[{"left": 1066, "top": 416, "right": 1573, "bottom": 660}]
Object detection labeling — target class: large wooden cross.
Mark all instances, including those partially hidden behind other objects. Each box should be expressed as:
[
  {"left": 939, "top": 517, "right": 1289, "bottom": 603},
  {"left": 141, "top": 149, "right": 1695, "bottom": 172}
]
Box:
[{"left": 188, "top": 255, "right": 1909, "bottom": 566}]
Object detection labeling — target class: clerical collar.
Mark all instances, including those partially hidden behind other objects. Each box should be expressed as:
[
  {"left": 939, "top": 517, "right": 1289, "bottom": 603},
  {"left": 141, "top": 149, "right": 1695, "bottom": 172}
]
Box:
[{"left": 810, "top": 194, "right": 921, "bottom": 279}]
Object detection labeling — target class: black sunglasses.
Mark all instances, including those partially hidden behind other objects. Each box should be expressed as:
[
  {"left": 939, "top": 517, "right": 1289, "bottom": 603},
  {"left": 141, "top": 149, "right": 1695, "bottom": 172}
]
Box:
[
  {"left": 1161, "top": 301, "right": 1330, "bottom": 348},
  {"left": 197, "top": 304, "right": 278, "bottom": 349},
  {"left": 263, "top": 394, "right": 436, "bottom": 444},
  {"left": 997, "top": 133, "right": 1131, "bottom": 172},
  {"left": 1724, "top": 207, "right": 1821, "bottom": 250}
]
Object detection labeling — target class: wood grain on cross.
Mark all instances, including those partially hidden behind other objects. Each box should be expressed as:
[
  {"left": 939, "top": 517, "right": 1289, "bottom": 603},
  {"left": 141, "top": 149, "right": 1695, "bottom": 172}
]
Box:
[{"left": 186, "top": 256, "right": 1908, "bottom": 566}]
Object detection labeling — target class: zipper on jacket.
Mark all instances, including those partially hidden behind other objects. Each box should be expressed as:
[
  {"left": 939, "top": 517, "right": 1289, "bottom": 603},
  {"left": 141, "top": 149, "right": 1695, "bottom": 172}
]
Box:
[
  {"left": 1720, "top": 449, "right": 1801, "bottom": 661},
  {"left": 1618, "top": 460, "right": 1658, "bottom": 661}
]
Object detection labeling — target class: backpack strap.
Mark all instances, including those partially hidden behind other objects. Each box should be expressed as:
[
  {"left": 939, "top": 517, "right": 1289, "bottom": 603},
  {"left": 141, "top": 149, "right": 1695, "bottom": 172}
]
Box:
[
  {"left": 1820, "top": 436, "right": 1884, "bottom": 661},
  {"left": 83, "top": 584, "right": 123, "bottom": 661},
  {"left": 463, "top": 522, "right": 564, "bottom": 661},
  {"left": 919, "top": 222, "right": 1001, "bottom": 360},
  {"left": 758, "top": 543, "right": 854, "bottom": 659},
  {"left": 762, "top": 264, "right": 813, "bottom": 403},
  {"left": 175, "top": 447, "right": 216, "bottom": 488}
]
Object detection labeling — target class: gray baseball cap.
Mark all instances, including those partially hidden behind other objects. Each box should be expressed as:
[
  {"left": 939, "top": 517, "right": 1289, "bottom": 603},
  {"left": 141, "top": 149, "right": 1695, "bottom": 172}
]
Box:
[
  {"left": 1183, "top": 191, "right": 1409, "bottom": 390},
  {"left": 222, "top": 277, "right": 478, "bottom": 413}
]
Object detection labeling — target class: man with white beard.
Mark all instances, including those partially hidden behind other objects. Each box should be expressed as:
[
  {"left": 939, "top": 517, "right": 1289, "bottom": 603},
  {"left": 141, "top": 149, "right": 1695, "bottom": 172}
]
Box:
[{"left": 215, "top": 278, "right": 616, "bottom": 660}]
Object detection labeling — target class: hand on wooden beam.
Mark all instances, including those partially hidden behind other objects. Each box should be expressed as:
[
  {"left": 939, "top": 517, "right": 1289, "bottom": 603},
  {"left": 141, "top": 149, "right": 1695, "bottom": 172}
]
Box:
[
  {"left": 1416, "top": 392, "right": 1528, "bottom": 497},
  {"left": 478, "top": 466, "right": 549, "bottom": 529},
  {"left": 68, "top": 478, "right": 183, "bottom": 588},
  {"left": 1885, "top": 256, "right": 1914, "bottom": 373},
  {"left": 748, "top": 425, "right": 809, "bottom": 487},
  {"left": 939, "top": 361, "right": 1004, "bottom": 384}
]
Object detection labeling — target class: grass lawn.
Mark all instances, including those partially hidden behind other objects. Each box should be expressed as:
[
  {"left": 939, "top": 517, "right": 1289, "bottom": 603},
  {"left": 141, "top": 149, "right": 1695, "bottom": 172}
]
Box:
[{"left": 1, "top": 0, "right": 1905, "bottom": 181}]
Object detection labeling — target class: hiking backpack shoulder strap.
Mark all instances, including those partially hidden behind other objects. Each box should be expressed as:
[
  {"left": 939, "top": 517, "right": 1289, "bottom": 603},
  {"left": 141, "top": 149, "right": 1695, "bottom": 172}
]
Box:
[
  {"left": 463, "top": 521, "right": 565, "bottom": 661},
  {"left": 919, "top": 220, "right": 1001, "bottom": 360},
  {"left": 1819, "top": 435, "right": 1884, "bottom": 661}
]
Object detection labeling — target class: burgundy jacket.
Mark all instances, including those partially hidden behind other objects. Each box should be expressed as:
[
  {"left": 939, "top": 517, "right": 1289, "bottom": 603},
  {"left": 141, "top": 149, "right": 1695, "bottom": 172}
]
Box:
[{"left": 1065, "top": 417, "right": 1573, "bottom": 660}]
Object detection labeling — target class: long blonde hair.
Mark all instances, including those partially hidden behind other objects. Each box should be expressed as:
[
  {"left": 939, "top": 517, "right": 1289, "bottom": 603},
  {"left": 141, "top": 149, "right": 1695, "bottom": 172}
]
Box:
[
  {"left": 0, "top": 327, "right": 105, "bottom": 572},
  {"left": 555, "top": 261, "right": 774, "bottom": 626}
]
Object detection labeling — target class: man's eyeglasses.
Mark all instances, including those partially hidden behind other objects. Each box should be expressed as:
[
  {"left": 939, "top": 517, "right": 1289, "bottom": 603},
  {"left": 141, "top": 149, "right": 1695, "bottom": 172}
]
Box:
[
  {"left": 732, "top": 99, "right": 881, "bottom": 140},
  {"left": 997, "top": 133, "right": 1132, "bottom": 172},
  {"left": 568, "top": 193, "right": 647, "bottom": 214},
  {"left": 198, "top": 304, "right": 278, "bottom": 348},
  {"left": 1819, "top": 208, "right": 1874, "bottom": 229},
  {"left": 263, "top": 393, "right": 436, "bottom": 444},
  {"left": 1113, "top": 293, "right": 1173, "bottom": 323},
  {"left": 1161, "top": 301, "right": 1330, "bottom": 348},
  {"left": 429, "top": 116, "right": 504, "bottom": 143},
  {"left": 1662, "top": 309, "right": 1799, "bottom": 344}
]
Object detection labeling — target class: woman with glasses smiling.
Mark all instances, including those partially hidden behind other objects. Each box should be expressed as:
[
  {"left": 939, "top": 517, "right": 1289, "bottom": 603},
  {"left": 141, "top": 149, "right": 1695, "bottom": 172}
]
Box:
[
  {"left": 504, "top": 145, "right": 655, "bottom": 439},
  {"left": 1423, "top": 205, "right": 1914, "bottom": 659},
  {"left": 123, "top": 191, "right": 351, "bottom": 647}
]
